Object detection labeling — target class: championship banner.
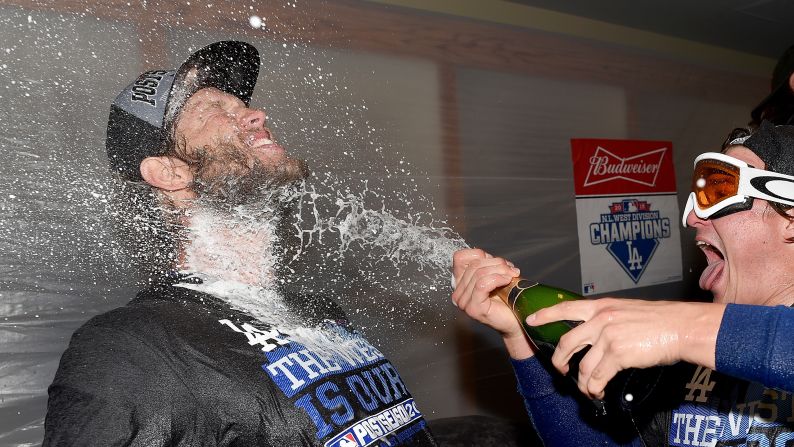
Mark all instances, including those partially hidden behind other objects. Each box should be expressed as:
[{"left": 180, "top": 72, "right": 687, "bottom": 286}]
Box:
[{"left": 571, "top": 139, "right": 682, "bottom": 295}]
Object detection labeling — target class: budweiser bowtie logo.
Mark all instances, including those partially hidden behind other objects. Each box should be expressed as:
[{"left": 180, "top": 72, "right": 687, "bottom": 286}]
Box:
[{"left": 584, "top": 146, "right": 667, "bottom": 188}]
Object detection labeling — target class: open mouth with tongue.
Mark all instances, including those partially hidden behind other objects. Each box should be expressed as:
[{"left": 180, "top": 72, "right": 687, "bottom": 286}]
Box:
[{"left": 696, "top": 240, "right": 725, "bottom": 292}]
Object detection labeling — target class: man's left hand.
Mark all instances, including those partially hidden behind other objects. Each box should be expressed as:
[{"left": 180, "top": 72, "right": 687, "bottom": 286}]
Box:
[{"left": 527, "top": 298, "right": 724, "bottom": 400}]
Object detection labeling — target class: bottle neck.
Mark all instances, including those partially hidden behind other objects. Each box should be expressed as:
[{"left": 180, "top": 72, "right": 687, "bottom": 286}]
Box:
[
  {"left": 495, "top": 277, "right": 521, "bottom": 304},
  {"left": 495, "top": 277, "right": 540, "bottom": 306}
]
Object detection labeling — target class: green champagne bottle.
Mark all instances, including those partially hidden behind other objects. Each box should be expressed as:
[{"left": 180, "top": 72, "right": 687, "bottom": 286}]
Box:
[
  {"left": 496, "top": 277, "right": 664, "bottom": 416},
  {"left": 495, "top": 278, "right": 582, "bottom": 358},
  {"left": 497, "top": 278, "right": 610, "bottom": 413}
]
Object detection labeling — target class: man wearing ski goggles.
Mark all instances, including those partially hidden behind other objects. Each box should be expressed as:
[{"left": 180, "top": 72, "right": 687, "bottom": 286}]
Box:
[{"left": 452, "top": 120, "right": 794, "bottom": 445}]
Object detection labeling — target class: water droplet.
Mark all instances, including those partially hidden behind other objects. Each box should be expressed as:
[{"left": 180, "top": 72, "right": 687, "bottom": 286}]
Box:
[{"left": 248, "top": 15, "right": 262, "bottom": 29}]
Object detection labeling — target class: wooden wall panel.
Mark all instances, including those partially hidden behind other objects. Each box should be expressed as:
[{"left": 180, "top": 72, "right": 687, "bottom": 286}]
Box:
[{"left": 2, "top": 0, "right": 766, "bottom": 105}]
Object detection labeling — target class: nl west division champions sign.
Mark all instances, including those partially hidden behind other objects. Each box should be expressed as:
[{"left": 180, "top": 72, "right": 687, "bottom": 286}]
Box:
[{"left": 571, "top": 139, "right": 682, "bottom": 295}]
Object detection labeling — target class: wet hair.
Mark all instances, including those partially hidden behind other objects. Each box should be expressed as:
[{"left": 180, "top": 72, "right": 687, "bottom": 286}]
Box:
[{"left": 720, "top": 127, "right": 751, "bottom": 151}]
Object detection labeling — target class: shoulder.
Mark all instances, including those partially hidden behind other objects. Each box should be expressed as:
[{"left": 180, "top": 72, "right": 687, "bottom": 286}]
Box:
[
  {"left": 282, "top": 289, "right": 349, "bottom": 325},
  {"left": 48, "top": 287, "right": 209, "bottom": 410},
  {"left": 80, "top": 284, "right": 215, "bottom": 330},
  {"left": 59, "top": 285, "right": 216, "bottom": 370}
]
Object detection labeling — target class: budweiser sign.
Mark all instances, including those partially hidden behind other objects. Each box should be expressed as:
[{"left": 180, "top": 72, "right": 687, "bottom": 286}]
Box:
[
  {"left": 584, "top": 146, "right": 666, "bottom": 187},
  {"left": 571, "top": 139, "right": 677, "bottom": 196},
  {"left": 570, "top": 138, "right": 682, "bottom": 295}
]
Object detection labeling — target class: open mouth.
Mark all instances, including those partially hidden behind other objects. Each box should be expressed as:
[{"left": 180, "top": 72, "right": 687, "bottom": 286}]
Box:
[
  {"left": 696, "top": 240, "right": 724, "bottom": 263},
  {"left": 696, "top": 240, "right": 725, "bottom": 291},
  {"left": 246, "top": 131, "right": 275, "bottom": 148},
  {"left": 244, "top": 131, "right": 288, "bottom": 160}
]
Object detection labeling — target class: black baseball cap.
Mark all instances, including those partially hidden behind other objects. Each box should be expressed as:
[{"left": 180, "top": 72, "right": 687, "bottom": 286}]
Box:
[
  {"left": 751, "top": 45, "right": 794, "bottom": 124},
  {"left": 743, "top": 120, "right": 794, "bottom": 177},
  {"left": 106, "top": 41, "right": 260, "bottom": 181}
]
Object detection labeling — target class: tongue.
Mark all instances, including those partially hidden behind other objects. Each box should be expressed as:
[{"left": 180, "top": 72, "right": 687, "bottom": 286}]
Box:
[{"left": 699, "top": 261, "right": 724, "bottom": 291}]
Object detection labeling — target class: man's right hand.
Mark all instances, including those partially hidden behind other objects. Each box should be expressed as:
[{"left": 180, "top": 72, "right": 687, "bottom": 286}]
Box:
[{"left": 451, "top": 248, "right": 535, "bottom": 359}]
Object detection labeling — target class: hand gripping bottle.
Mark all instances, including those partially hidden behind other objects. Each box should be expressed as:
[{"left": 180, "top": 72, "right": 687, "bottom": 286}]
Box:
[
  {"left": 495, "top": 278, "right": 582, "bottom": 359},
  {"left": 495, "top": 278, "right": 663, "bottom": 416}
]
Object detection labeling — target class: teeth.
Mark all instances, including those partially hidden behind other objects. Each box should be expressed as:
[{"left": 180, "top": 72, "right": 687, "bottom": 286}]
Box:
[
  {"left": 697, "top": 240, "right": 725, "bottom": 260},
  {"left": 248, "top": 136, "right": 274, "bottom": 147}
]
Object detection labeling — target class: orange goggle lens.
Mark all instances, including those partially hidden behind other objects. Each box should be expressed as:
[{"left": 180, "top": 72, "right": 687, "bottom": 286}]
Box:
[{"left": 691, "top": 159, "right": 741, "bottom": 209}]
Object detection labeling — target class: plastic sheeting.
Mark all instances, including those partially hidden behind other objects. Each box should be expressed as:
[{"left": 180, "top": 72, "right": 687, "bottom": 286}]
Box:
[{"left": 0, "top": 2, "right": 764, "bottom": 445}]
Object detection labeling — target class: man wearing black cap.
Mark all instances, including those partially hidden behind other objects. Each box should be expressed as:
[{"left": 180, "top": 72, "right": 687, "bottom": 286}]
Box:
[
  {"left": 43, "top": 41, "right": 437, "bottom": 446},
  {"left": 751, "top": 45, "right": 794, "bottom": 126},
  {"left": 452, "top": 122, "right": 794, "bottom": 445}
]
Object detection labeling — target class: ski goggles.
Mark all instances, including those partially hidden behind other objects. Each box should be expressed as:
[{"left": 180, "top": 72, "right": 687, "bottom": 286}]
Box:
[{"left": 682, "top": 152, "right": 794, "bottom": 227}]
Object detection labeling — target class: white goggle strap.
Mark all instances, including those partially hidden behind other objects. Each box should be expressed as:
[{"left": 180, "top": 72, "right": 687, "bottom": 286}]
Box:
[{"left": 739, "top": 167, "right": 794, "bottom": 208}]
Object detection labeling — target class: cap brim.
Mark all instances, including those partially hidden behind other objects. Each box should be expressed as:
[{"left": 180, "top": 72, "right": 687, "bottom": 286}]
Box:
[{"left": 165, "top": 41, "right": 260, "bottom": 127}]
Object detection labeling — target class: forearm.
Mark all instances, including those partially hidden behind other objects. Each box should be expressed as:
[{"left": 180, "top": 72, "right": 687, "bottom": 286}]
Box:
[
  {"left": 511, "top": 357, "right": 638, "bottom": 446},
  {"left": 503, "top": 333, "right": 535, "bottom": 360},
  {"left": 716, "top": 304, "right": 794, "bottom": 391},
  {"left": 677, "top": 302, "right": 725, "bottom": 370}
]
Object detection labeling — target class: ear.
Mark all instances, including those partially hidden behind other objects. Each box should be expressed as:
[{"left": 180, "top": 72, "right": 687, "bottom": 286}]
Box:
[
  {"left": 139, "top": 156, "right": 193, "bottom": 191},
  {"left": 784, "top": 208, "right": 794, "bottom": 241},
  {"left": 789, "top": 72, "right": 794, "bottom": 93}
]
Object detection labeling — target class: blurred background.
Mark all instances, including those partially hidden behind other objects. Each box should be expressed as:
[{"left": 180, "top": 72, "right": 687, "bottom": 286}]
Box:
[{"left": 0, "top": 0, "right": 790, "bottom": 444}]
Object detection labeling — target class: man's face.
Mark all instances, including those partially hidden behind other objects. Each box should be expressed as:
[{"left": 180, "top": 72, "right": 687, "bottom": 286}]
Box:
[
  {"left": 686, "top": 146, "right": 794, "bottom": 305},
  {"left": 173, "top": 87, "right": 308, "bottom": 195}
]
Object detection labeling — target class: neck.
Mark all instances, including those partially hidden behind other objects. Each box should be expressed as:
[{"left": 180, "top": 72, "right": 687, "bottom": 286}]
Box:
[
  {"left": 760, "top": 282, "right": 794, "bottom": 307},
  {"left": 177, "top": 205, "right": 280, "bottom": 287}
]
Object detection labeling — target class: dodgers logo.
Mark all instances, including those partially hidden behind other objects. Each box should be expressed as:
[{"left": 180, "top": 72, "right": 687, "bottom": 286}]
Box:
[{"left": 589, "top": 199, "right": 671, "bottom": 283}]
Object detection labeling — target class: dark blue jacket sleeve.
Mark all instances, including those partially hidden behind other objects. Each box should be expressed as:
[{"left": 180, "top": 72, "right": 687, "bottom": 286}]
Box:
[
  {"left": 511, "top": 357, "right": 642, "bottom": 446},
  {"left": 716, "top": 303, "right": 794, "bottom": 392}
]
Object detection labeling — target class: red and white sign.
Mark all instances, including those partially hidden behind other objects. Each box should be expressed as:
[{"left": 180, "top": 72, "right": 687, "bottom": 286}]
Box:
[
  {"left": 572, "top": 139, "right": 677, "bottom": 196},
  {"left": 571, "top": 138, "right": 682, "bottom": 295}
]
